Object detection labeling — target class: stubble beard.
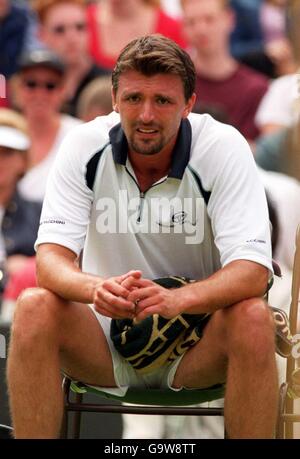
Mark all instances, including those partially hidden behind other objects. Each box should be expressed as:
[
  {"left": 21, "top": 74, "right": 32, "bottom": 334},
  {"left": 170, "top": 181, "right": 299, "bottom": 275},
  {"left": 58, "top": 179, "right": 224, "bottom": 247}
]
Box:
[{"left": 129, "top": 134, "right": 166, "bottom": 156}]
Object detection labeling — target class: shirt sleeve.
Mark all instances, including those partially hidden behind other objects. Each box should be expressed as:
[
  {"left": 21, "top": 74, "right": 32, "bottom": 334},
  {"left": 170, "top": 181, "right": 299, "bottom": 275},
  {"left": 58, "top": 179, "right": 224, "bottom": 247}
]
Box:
[
  {"left": 204, "top": 126, "right": 273, "bottom": 273},
  {"left": 35, "top": 127, "right": 94, "bottom": 256}
]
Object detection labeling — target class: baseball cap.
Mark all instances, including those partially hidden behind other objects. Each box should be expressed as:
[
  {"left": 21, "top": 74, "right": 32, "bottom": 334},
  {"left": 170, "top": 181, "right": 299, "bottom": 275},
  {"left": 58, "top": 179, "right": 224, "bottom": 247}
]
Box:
[
  {"left": 18, "top": 48, "right": 66, "bottom": 76},
  {"left": 0, "top": 126, "right": 30, "bottom": 151}
]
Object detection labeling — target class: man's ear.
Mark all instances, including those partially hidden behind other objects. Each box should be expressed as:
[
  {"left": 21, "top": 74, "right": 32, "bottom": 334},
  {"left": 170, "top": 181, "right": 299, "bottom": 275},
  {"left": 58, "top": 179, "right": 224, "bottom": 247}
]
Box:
[
  {"left": 111, "top": 87, "right": 119, "bottom": 113},
  {"left": 182, "top": 93, "right": 197, "bottom": 119}
]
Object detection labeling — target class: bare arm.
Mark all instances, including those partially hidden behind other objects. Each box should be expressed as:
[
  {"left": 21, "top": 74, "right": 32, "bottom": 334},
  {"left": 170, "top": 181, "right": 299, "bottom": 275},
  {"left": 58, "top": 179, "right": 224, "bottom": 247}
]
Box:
[
  {"left": 125, "top": 260, "right": 269, "bottom": 320},
  {"left": 36, "top": 243, "right": 140, "bottom": 318},
  {"left": 36, "top": 243, "right": 100, "bottom": 304}
]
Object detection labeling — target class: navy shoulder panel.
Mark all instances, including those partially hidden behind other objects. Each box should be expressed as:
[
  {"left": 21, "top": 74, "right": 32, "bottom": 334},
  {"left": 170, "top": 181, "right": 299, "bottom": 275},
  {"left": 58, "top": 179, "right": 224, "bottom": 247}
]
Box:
[{"left": 85, "top": 142, "right": 109, "bottom": 191}]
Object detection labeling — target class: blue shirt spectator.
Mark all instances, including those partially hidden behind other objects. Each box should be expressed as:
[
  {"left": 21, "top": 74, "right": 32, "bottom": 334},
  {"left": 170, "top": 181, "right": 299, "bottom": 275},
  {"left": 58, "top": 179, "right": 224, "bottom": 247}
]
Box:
[
  {"left": 0, "top": 0, "right": 40, "bottom": 78},
  {"left": 230, "top": 0, "right": 264, "bottom": 59}
]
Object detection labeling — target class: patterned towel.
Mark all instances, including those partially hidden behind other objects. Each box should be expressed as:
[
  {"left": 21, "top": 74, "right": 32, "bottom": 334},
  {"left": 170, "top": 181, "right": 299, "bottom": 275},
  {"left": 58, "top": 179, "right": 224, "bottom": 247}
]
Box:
[{"left": 110, "top": 276, "right": 210, "bottom": 374}]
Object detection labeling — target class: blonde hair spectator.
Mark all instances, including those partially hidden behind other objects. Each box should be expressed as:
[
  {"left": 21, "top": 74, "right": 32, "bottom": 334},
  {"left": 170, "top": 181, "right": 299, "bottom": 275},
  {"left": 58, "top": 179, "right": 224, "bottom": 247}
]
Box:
[
  {"left": 0, "top": 108, "right": 28, "bottom": 137},
  {"left": 76, "top": 76, "right": 113, "bottom": 122}
]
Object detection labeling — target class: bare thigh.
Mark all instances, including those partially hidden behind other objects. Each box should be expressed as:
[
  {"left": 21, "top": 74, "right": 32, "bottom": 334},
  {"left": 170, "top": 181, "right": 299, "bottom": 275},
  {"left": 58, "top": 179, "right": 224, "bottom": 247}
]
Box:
[
  {"left": 58, "top": 301, "right": 116, "bottom": 387},
  {"left": 14, "top": 289, "right": 117, "bottom": 387},
  {"left": 172, "top": 309, "right": 228, "bottom": 389}
]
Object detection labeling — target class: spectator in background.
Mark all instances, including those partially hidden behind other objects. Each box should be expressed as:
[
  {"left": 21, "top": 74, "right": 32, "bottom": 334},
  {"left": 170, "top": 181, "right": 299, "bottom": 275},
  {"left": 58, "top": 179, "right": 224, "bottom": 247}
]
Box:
[
  {"left": 87, "top": 0, "right": 186, "bottom": 70},
  {"left": 255, "top": 72, "right": 298, "bottom": 135},
  {"left": 31, "top": 0, "right": 109, "bottom": 117},
  {"left": 254, "top": 122, "right": 300, "bottom": 179},
  {"left": 76, "top": 75, "right": 113, "bottom": 121},
  {"left": 230, "top": 0, "right": 264, "bottom": 61},
  {"left": 0, "top": 108, "right": 41, "bottom": 320},
  {"left": 181, "top": 0, "right": 269, "bottom": 142},
  {"left": 254, "top": 0, "right": 299, "bottom": 136},
  {"left": 0, "top": 0, "right": 40, "bottom": 78},
  {"left": 10, "top": 48, "right": 81, "bottom": 202},
  {"left": 230, "top": 0, "right": 296, "bottom": 78}
]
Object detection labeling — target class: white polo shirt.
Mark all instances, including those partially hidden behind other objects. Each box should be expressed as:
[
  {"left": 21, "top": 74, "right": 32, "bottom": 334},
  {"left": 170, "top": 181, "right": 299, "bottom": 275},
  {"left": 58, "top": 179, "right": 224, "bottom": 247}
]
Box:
[{"left": 36, "top": 111, "right": 273, "bottom": 281}]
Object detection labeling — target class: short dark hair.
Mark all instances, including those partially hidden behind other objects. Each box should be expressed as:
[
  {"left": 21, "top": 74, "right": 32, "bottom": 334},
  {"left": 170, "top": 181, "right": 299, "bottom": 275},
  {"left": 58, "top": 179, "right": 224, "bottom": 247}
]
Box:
[{"left": 112, "top": 34, "right": 196, "bottom": 101}]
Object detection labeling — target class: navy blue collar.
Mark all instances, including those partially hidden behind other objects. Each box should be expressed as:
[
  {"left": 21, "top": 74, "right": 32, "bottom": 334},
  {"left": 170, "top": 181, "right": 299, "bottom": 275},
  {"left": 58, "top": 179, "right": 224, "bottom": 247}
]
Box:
[{"left": 108, "top": 118, "right": 192, "bottom": 180}]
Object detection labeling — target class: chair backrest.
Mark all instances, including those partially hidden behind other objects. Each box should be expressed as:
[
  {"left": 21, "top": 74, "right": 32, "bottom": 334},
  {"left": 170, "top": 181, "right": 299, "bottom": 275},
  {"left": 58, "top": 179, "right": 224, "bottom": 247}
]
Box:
[
  {"left": 286, "top": 225, "right": 300, "bottom": 392},
  {"left": 277, "top": 225, "right": 300, "bottom": 438},
  {"left": 289, "top": 225, "right": 300, "bottom": 336}
]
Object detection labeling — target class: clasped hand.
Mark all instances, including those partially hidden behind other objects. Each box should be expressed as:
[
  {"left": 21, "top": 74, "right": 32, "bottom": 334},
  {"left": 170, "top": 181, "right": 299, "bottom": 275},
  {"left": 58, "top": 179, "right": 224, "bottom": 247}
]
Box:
[{"left": 93, "top": 271, "right": 184, "bottom": 321}]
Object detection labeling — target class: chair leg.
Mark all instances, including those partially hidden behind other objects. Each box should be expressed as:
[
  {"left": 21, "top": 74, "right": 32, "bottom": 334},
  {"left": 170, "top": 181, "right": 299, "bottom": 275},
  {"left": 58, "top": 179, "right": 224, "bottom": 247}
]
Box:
[
  {"left": 285, "top": 392, "right": 294, "bottom": 439},
  {"left": 60, "top": 409, "right": 68, "bottom": 439},
  {"left": 71, "top": 393, "right": 83, "bottom": 439},
  {"left": 276, "top": 383, "right": 288, "bottom": 438},
  {"left": 60, "top": 377, "right": 71, "bottom": 439}
]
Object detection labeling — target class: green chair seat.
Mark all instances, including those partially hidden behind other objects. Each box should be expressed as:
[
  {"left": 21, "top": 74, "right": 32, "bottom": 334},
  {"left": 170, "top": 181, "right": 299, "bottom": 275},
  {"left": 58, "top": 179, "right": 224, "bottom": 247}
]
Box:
[{"left": 70, "top": 381, "right": 225, "bottom": 406}]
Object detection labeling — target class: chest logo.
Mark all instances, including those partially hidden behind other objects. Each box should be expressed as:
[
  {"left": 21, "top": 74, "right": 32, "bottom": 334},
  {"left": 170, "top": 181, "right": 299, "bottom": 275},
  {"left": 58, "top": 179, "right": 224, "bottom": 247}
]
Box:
[{"left": 157, "top": 211, "right": 197, "bottom": 228}]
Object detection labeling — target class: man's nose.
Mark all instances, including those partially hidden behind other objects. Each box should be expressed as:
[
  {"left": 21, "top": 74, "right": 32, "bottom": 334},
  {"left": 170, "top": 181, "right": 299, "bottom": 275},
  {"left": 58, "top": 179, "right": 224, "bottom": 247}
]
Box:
[{"left": 139, "top": 101, "right": 155, "bottom": 124}]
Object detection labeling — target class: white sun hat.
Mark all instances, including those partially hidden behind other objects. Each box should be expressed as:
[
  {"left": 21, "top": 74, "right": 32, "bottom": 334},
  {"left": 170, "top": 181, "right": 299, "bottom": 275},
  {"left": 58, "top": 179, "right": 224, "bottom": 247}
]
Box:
[{"left": 0, "top": 126, "right": 30, "bottom": 151}]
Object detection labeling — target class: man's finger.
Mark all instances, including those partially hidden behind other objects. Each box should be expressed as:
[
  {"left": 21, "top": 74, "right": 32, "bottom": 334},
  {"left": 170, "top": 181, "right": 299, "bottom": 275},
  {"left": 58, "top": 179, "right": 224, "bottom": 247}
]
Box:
[
  {"left": 121, "top": 276, "right": 152, "bottom": 291},
  {"left": 123, "top": 277, "right": 154, "bottom": 290},
  {"left": 101, "top": 279, "right": 131, "bottom": 298},
  {"left": 95, "top": 289, "right": 135, "bottom": 311},
  {"left": 117, "top": 270, "right": 142, "bottom": 283},
  {"left": 127, "top": 286, "right": 157, "bottom": 303}
]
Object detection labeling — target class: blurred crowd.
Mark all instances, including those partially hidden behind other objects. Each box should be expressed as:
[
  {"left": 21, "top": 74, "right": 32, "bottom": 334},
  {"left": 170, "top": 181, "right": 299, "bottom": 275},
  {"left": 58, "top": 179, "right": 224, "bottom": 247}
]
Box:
[{"left": 0, "top": 0, "right": 299, "bottom": 439}]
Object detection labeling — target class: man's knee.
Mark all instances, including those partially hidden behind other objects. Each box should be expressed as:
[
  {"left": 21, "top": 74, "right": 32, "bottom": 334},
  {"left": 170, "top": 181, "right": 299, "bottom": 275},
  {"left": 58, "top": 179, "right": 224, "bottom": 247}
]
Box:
[
  {"left": 11, "top": 288, "right": 63, "bottom": 350},
  {"left": 223, "top": 298, "right": 275, "bottom": 359}
]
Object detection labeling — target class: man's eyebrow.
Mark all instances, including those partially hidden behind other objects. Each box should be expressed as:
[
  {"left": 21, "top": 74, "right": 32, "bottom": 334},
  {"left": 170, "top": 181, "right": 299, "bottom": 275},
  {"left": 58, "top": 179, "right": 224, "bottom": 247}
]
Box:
[
  {"left": 155, "top": 93, "right": 174, "bottom": 100},
  {"left": 122, "top": 90, "right": 141, "bottom": 97},
  {"left": 122, "top": 91, "right": 175, "bottom": 100}
]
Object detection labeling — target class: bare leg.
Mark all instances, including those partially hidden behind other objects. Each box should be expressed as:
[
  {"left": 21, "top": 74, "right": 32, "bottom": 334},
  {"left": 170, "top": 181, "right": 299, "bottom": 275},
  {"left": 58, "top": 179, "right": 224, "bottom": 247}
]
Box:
[
  {"left": 173, "top": 298, "right": 278, "bottom": 439},
  {"left": 7, "top": 288, "right": 116, "bottom": 439}
]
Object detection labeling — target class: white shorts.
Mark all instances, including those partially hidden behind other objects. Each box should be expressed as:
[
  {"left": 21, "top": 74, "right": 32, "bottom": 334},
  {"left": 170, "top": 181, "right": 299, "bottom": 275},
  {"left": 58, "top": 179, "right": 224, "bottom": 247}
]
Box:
[{"left": 87, "top": 304, "right": 184, "bottom": 397}]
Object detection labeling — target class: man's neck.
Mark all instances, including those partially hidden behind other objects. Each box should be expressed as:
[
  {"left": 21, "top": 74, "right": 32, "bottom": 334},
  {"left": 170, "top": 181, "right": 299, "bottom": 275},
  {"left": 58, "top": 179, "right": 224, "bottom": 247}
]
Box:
[
  {"left": 128, "top": 144, "right": 175, "bottom": 192},
  {"left": 67, "top": 55, "right": 92, "bottom": 76},
  {"left": 194, "top": 50, "right": 238, "bottom": 80},
  {"left": 104, "top": 0, "right": 146, "bottom": 20},
  {"left": 27, "top": 113, "right": 59, "bottom": 135}
]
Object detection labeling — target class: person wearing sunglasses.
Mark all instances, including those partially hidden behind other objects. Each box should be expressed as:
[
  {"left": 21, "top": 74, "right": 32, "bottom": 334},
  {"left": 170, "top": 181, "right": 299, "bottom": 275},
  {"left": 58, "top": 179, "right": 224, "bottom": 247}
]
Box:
[
  {"left": 31, "top": 0, "right": 110, "bottom": 117},
  {"left": 10, "top": 48, "right": 82, "bottom": 203}
]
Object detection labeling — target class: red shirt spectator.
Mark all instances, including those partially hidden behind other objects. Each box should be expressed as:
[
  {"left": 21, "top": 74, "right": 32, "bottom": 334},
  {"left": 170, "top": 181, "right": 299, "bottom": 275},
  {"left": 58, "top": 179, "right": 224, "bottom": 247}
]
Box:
[
  {"left": 195, "top": 64, "right": 269, "bottom": 141},
  {"left": 87, "top": 1, "right": 186, "bottom": 70}
]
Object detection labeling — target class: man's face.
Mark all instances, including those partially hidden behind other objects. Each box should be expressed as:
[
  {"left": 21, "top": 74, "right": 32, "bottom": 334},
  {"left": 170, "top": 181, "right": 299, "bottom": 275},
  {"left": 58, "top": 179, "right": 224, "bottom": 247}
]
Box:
[
  {"left": 18, "top": 67, "right": 65, "bottom": 118},
  {"left": 182, "top": 0, "right": 234, "bottom": 55},
  {"left": 39, "top": 3, "right": 88, "bottom": 66},
  {"left": 112, "top": 70, "right": 195, "bottom": 156}
]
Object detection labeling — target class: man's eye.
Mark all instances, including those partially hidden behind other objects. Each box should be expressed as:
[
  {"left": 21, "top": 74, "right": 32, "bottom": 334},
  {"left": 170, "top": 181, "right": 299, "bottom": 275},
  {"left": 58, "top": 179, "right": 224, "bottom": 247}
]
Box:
[
  {"left": 157, "top": 98, "right": 170, "bottom": 105},
  {"left": 127, "top": 95, "right": 140, "bottom": 103}
]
